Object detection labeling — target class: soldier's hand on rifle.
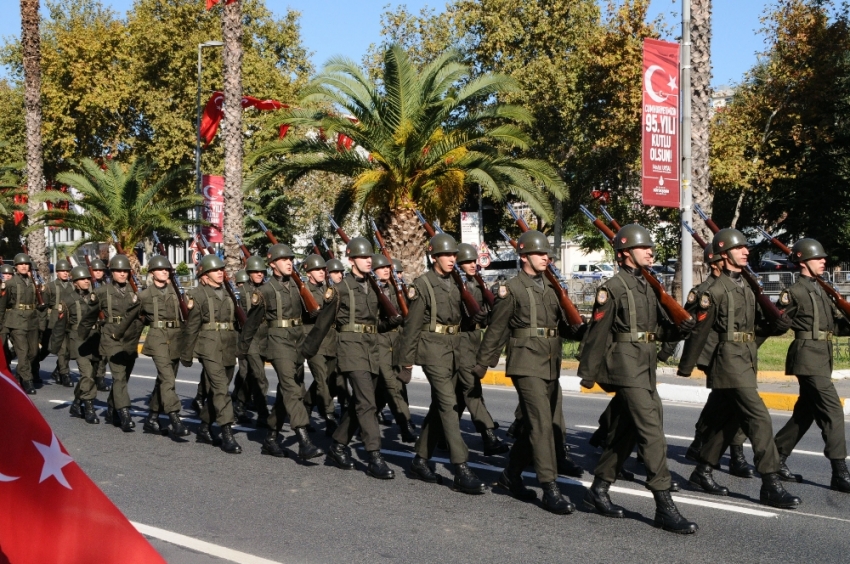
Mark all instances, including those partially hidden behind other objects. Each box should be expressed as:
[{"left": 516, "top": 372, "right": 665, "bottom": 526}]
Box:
[
  {"left": 471, "top": 309, "right": 488, "bottom": 325},
  {"left": 569, "top": 322, "right": 587, "bottom": 341},
  {"left": 388, "top": 315, "right": 403, "bottom": 329},
  {"left": 579, "top": 378, "right": 595, "bottom": 389},
  {"left": 471, "top": 364, "right": 488, "bottom": 379},
  {"left": 676, "top": 368, "right": 693, "bottom": 378},
  {"left": 181, "top": 358, "right": 193, "bottom": 368},
  {"left": 678, "top": 316, "right": 696, "bottom": 336},
  {"left": 773, "top": 312, "right": 792, "bottom": 334}
]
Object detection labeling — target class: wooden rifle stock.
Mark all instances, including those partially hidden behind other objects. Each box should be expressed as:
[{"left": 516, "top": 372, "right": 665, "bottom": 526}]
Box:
[
  {"left": 20, "top": 242, "right": 45, "bottom": 306},
  {"left": 196, "top": 234, "right": 249, "bottom": 327},
  {"left": 152, "top": 232, "right": 190, "bottom": 323},
  {"left": 372, "top": 223, "right": 409, "bottom": 317},
  {"left": 252, "top": 224, "right": 319, "bottom": 314},
  {"left": 474, "top": 272, "right": 495, "bottom": 308}
]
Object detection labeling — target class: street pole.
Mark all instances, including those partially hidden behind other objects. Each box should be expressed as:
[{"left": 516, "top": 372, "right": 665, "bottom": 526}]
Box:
[
  {"left": 195, "top": 41, "right": 224, "bottom": 237},
  {"left": 680, "top": 0, "right": 693, "bottom": 302},
  {"left": 477, "top": 184, "right": 483, "bottom": 247}
]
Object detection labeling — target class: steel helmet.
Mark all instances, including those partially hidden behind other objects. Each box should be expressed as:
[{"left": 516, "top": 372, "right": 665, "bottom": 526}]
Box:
[
  {"left": 108, "top": 254, "right": 132, "bottom": 270},
  {"left": 234, "top": 269, "right": 249, "bottom": 284},
  {"left": 704, "top": 245, "right": 722, "bottom": 265},
  {"left": 147, "top": 255, "right": 172, "bottom": 271},
  {"left": 325, "top": 258, "right": 345, "bottom": 272},
  {"left": 0, "top": 264, "right": 15, "bottom": 275},
  {"left": 303, "top": 254, "right": 327, "bottom": 271},
  {"left": 90, "top": 258, "right": 107, "bottom": 270},
  {"left": 516, "top": 230, "right": 549, "bottom": 255},
  {"left": 613, "top": 224, "right": 655, "bottom": 251},
  {"left": 71, "top": 266, "right": 91, "bottom": 281},
  {"left": 267, "top": 243, "right": 295, "bottom": 262},
  {"left": 790, "top": 238, "right": 827, "bottom": 263},
  {"left": 457, "top": 243, "right": 478, "bottom": 263},
  {"left": 712, "top": 228, "right": 747, "bottom": 255},
  {"left": 392, "top": 258, "right": 404, "bottom": 273},
  {"left": 54, "top": 259, "right": 72, "bottom": 272},
  {"left": 13, "top": 253, "right": 32, "bottom": 265},
  {"left": 196, "top": 254, "right": 225, "bottom": 277},
  {"left": 428, "top": 233, "right": 458, "bottom": 255},
  {"left": 245, "top": 256, "right": 267, "bottom": 272},
  {"left": 371, "top": 254, "right": 391, "bottom": 270},
  {"left": 345, "top": 237, "right": 373, "bottom": 258}
]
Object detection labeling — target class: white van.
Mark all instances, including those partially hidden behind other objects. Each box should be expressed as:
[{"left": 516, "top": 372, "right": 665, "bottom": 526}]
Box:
[{"left": 571, "top": 263, "right": 615, "bottom": 282}]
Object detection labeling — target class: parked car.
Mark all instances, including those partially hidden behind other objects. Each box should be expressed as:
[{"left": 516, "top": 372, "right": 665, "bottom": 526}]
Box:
[
  {"left": 758, "top": 258, "right": 793, "bottom": 271},
  {"left": 650, "top": 263, "right": 676, "bottom": 275},
  {"left": 571, "top": 263, "right": 615, "bottom": 282}
]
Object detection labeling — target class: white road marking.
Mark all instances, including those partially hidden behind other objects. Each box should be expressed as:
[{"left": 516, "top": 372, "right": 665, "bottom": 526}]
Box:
[{"left": 132, "top": 522, "right": 282, "bottom": 564}]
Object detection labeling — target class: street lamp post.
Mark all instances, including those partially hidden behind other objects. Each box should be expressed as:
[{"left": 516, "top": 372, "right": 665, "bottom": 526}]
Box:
[{"left": 195, "top": 41, "right": 224, "bottom": 232}]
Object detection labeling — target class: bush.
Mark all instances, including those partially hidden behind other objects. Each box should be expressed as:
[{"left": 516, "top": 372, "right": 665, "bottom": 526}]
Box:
[{"left": 175, "top": 261, "right": 190, "bottom": 276}]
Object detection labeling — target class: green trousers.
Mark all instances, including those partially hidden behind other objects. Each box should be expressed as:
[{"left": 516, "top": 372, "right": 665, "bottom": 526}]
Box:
[
  {"left": 267, "top": 357, "right": 310, "bottom": 431},
  {"left": 198, "top": 358, "right": 235, "bottom": 426},
  {"left": 775, "top": 375, "right": 847, "bottom": 460},
  {"left": 415, "top": 364, "right": 469, "bottom": 465},
  {"left": 507, "top": 376, "right": 563, "bottom": 484},
  {"left": 148, "top": 357, "right": 181, "bottom": 415}
]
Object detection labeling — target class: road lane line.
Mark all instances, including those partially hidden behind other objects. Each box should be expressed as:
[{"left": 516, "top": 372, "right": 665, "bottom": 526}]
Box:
[{"left": 132, "top": 522, "right": 282, "bottom": 564}]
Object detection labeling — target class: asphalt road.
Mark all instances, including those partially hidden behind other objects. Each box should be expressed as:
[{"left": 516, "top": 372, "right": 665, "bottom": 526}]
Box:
[{"left": 24, "top": 355, "right": 850, "bottom": 564}]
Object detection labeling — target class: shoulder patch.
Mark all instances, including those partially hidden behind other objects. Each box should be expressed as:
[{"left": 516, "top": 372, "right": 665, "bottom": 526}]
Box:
[
  {"left": 131, "top": 293, "right": 138, "bottom": 303},
  {"left": 187, "top": 297, "right": 194, "bottom": 310},
  {"left": 778, "top": 290, "right": 791, "bottom": 306},
  {"left": 324, "top": 287, "right": 335, "bottom": 302},
  {"left": 1, "top": 282, "right": 4, "bottom": 290},
  {"left": 686, "top": 289, "right": 697, "bottom": 304},
  {"left": 90, "top": 293, "right": 97, "bottom": 303},
  {"left": 251, "top": 292, "right": 261, "bottom": 305},
  {"left": 407, "top": 286, "right": 418, "bottom": 300},
  {"left": 595, "top": 288, "right": 608, "bottom": 305},
  {"left": 498, "top": 285, "right": 509, "bottom": 299},
  {"left": 57, "top": 303, "right": 64, "bottom": 312},
  {"left": 699, "top": 293, "right": 711, "bottom": 309}
]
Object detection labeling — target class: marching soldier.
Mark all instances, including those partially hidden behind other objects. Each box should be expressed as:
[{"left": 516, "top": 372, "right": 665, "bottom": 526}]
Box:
[
  {"left": 685, "top": 228, "right": 799, "bottom": 509},
  {"left": 88, "top": 257, "right": 110, "bottom": 392},
  {"left": 43, "top": 258, "right": 74, "bottom": 387},
  {"left": 323, "top": 257, "right": 349, "bottom": 411},
  {"left": 473, "top": 231, "right": 584, "bottom": 513},
  {"left": 230, "top": 268, "right": 253, "bottom": 422},
  {"left": 54, "top": 266, "right": 102, "bottom": 424},
  {"left": 0, "top": 264, "right": 12, "bottom": 366},
  {"left": 180, "top": 254, "right": 242, "bottom": 454},
  {"left": 238, "top": 243, "right": 324, "bottom": 460},
  {"left": 773, "top": 238, "right": 850, "bottom": 492},
  {"left": 401, "top": 233, "right": 486, "bottom": 494},
  {"left": 232, "top": 256, "right": 270, "bottom": 426},
  {"left": 0, "top": 253, "right": 42, "bottom": 395},
  {"left": 578, "top": 224, "right": 697, "bottom": 533},
  {"left": 326, "top": 258, "right": 345, "bottom": 285}
]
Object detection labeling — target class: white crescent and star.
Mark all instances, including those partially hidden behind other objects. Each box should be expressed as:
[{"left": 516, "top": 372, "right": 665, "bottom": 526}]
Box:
[
  {"left": 0, "top": 472, "right": 18, "bottom": 482},
  {"left": 33, "top": 433, "right": 74, "bottom": 490},
  {"left": 644, "top": 65, "right": 678, "bottom": 103}
]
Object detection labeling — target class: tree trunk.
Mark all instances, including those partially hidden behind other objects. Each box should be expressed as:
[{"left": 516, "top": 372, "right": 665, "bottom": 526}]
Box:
[
  {"left": 690, "top": 0, "right": 713, "bottom": 273},
  {"left": 378, "top": 208, "right": 428, "bottom": 280},
  {"left": 221, "top": 0, "right": 244, "bottom": 277},
  {"left": 20, "top": 0, "right": 48, "bottom": 278}
]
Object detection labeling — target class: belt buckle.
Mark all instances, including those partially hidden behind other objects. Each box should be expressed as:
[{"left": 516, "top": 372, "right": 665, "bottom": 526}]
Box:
[
  {"left": 547, "top": 328, "right": 556, "bottom": 337},
  {"left": 447, "top": 326, "right": 456, "bottom": 335},
  {"left": 648, "top": 333, "right": 656, "bottom": 342}
]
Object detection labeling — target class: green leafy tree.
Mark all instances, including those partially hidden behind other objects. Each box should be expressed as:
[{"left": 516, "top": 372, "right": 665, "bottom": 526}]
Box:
[{"left": 247, "top": 44, "right": 567, "bottom": 276}]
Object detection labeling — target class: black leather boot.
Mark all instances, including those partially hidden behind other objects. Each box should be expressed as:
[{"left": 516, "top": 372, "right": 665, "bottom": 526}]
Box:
[
  {"left": 760, "top": 472, "right": 801, "bottom": 509},
  {"left": 261, "top": 430, "right": 286, "bottom": 458},
  {"left": 583, "top": 477, "right": 624, "bottom": 518},
  {"left": 482, "top": 428, "right": 509, "bottom": 456},
  {"left": 689, "top": 463, "right": 729, "bottom": 496},
  {"left": 453, "top": 463, "right": 485, "bottom": 494},
  {"left": 324, "top": 413, "right": 338, "bottom": 437},
  {"left": 685, "top": 437, "right": 702, "bottom": 462},
  {"left": 367, "top": 451, "right": 395, "bottom": 480},
  {"left": 557, "top": 453, "right": 584, "bottom": 478},
  {"left": 95, "top": 377, "right": 111, "bottom": 392},
  {"left": 294, "top": 427, "right": 324, "bottom": 460},
  {"left": 106, "top": 406, "right": 120, "bottom": 427},
  {"left": 830, "top": 459, "right": 850, "bottom": 493},
  {"left": 777, "top": 454, "right": 802, "bottom": 482},
  {"left": 231, "top": 398, "right": 246, "bottom": 420},
  {"left": 618, "top": 468, "right": 635, "bottom": 481},
  {"left": 118, "top": 408, "right": 135, "bottom": 432},
  {"left": 22, "top": 380, "right": 36, "bottom": 395},
  {"left": 496, "top": 469, "right": 536, "bottom": 500},
  {"left": 83, "top": 401, "right": 100, "bottom": 424},
  {"left": 191, "top": 394, "right": 204, "bottom": 414},
  {"left": 380, "top": 409, "right": 394, "bottom": 425},
  {"left": 60, "top": 373, "right": 73, "bottom": 388},
  {"left": 541, "top": 481, "right": 574, "bottom": 514},
  {"left": 168, "top": 412, "right": 190, "bottom": 437},
  {"left": 410, "top": 455, "right": 438, "bottom": 483},
  {"left": 328, "top": 443, "right": 354, "bottom": 469},
  {"left": 196, "top": 423, "right": 215, "bottom": 445},
  {"left": 142, "top": 412, "right": 161, "bottom": 434},
  {"left": 653, "top": 490, "right": 698, "bottom": 534},
  {"left": 728, "top": 445, "right": 754, "bottom": 478},
  {"left": 69, "top": 399, "right": 83, "bottom": 418},
  {"left": 398, "top": 417, "right": 418, "bottom": 444},
  {"left": 588, "top": 426, "right": 606, "bottom": 449},
  {"left": 220, "top": 424, "right": 242, "bottom": 454},
  {"left": 52, "top": 369, "right": 61, "bottom": 384},
  {"left": 506, "top": 418, "right": 520, "bottom": 439}
]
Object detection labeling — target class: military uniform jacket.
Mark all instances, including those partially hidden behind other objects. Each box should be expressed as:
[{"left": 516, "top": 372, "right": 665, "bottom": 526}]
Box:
[
  {"left": 44, "top": 279, "right": 73, "bottom": 329},
  {"left": 459, "top": 277, "right": 489, "bottom": 369},
  {"left": 677, "top": 275, "right": 720, "bottom": 375},
  {"left": 239, "top": 276, "right": 304, "bottom": 363},
  {"left": 307, "top": 280, "right": 337, "bottom": 358},
  {"left": 687, "top": 271, "right": 775, "bottom": 389},
  {"left": 182, "top": 284, "right": 237, "bottom": 366},
  {"left": 778, "top": 276, "right": 849, "bottom": 377},
  {"left": 242, "top": 280, "right": 268, "bottom": 356},
  {"left": 479, "top": 271, "right": 576, "bottom": 380},
  {"left": 397, "top": 270, "right": 464, "bottom": 370},
  {"left": 577, "top": 268, "right": 680, "bottom": 390},
  {"left": 80, "top": 282, "right": 141, "bottom": 357},
  {"left": 376, "top": 280, "right": 403, "bottom": 368},
  {"left": 50, "top": 289, "right": 100, "bottom": 360},
  {"left": 133, "top": 283, "right": 184, "bottom": 360},
  {"left": 0, "top": 273, "right": 40, "bottom": 331}
]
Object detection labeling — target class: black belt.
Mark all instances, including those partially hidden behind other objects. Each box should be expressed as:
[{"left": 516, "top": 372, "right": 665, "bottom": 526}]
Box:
[
  {"left": 427, "top": 323, "right": 461, "bottom": 335},
  {"left": 152, "top": 321, "right": 180, "bottom": 329},
  {"left": 202, "top": 322, "right": 234, "bottom": 331},
  {"left": 268, "top": 318, "right": 302, "bottom": 328},
  {"left": 720, "top": 332, "right": 755, "bottom": 343},
  {"left": 613, "top": 332, "right": 656, "bottom": 343},
  {"left": 339, "top": 323, "right": 377, "bottom": 334},
  {"left": 795, "top": 331, "right": 833, "bottom": 341},
  {"left": 512, "top": 327, "right": 558, "bottom": 338}
]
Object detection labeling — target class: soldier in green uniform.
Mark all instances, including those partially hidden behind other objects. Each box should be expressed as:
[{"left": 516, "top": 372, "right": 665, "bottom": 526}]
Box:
[
  {"left": 239, "top": 243, "right": 324, "bottom": 460},
  {"left": 43, "top": 259, "right": 74, "bottom": 387},
  {"left": 231, "top": 256, "right": 270, "bottom": 426},
  {"left": 180, "top": 254, "right": 242, "bottom": 454},
  {"left": 0, "top": 253, "right": 42, "bottom": 395},
  {"left": 230, "top": 268, "right": 253, "bottom": 422},
  {"left": 455, "top": 243, "right": 507, "bottom": 456},
  {"left": 119, "top": 255, "right": 190, "bottom": 437},
  {"left": 326, "top": 258, "right": 345, "bottom": 284},
  {"left": 773, "top": 238, "right": 850, "bottom": 492},
  {"left": 685, "top": 228, "right": 800, "bottom": 509},
  {"left": 53, "top": 266, "right": 102, "bottom": 424},
  {"left": 0, "top": 264, "right": 13, "bottom": 367},
  {"left": 473, "top": 231, "right": 584, "bottom": 512},
  {"left": 324, "top": 257, "right": 349, "bottom": 411},
  {"left": 88, "top": 257, "right": 111, "bottom": 392},
  {"left": 401, "top": 233, "right": 486, "bottom": 494},
  {"left": 578, "top": 224, "right": 697, "bottom": 533}
]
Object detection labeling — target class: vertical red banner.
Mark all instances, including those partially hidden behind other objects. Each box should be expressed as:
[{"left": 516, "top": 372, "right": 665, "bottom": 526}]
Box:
[
  {"left": 201, "top": 174, "right": 224, "bottom": 243},
  {"left": 641, "top": 38, "right": 680, "bottom": 208}
]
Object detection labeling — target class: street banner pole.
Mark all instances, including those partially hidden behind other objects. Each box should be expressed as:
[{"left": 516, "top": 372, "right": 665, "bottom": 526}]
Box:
[{"left": 681, "top": 0, "right": 693, "bottom": 301}]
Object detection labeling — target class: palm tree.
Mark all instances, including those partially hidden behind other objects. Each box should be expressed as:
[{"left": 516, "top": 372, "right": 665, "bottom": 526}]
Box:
[
  {"left": 20, "top": 0, "right": 48, "bottom": 277},
  {"left": 0, "top": 142, "right": 25, "bottom": 225},
  {"left": 247, "top": 44, "right": 567, "bottom": 276},
  {"left": 690, "top": 0, "right": 713, "bottom": 274},
  {"left": 221, "top": 0, "right": 244, "bottom": 276},
  {"left": 31, "top": 158, "right": 201, "bottom": 272}
]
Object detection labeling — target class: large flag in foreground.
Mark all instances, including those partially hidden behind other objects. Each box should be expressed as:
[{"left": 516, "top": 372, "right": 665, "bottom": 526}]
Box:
[{"left": 0, "top": 350, "right": 166, "bottom": 563}]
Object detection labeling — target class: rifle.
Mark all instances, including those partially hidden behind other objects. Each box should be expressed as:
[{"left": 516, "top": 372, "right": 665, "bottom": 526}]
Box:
[
  {"left": 81, "top": 249, "right": 107, "bottom": 321},
  {"left": 152, "top": 231, "right": 190, "bottom": 323},
  {"left": 321, "top": 238, "right": 334, "bottom": 259},
  {"left": 196, "top": 233, "right": 249, "bottom": 327},
  {"left": 413, "top": 210, "right": 483, "bottom": 317},
  {"left": 19, "top": 241, "right": 44, "bottom": 307},
  {"left": 757, "top": 227, "right": 850, "bottom": 319},
  {"left": 692, "top": 206, "right": 785, "bottom": 323},
  {"left": 579, "top": 205, "right": 693, "bottom": 327},
  {"left": 233, "top": 234, "right": 252, "bottom": 261},
  {"left": 500, "top": 229, "right": 518, "bottom": 250},
  {"left": 109, "top": 232, "right": 139, "bottom": 293},
  {"left": 681, "top": 221, "right": 709, "bottom": 250},
  {"left": 253, "top": 219, "right": 320, "bottom": 314},
  {"left": 371, "top": 222, "right": 410, "bottom": 317},
  {"left": 311, "top": 238, "right": 323, "bottom": 258},
  {"left": 505, "top": 204, "right": 584, "bottom": 325},
  {"left": 599, "top": 206, "right": 622, "bottom": 232},
  {"left": 328, "top": 215, "right": 403, "bottom": 321}
]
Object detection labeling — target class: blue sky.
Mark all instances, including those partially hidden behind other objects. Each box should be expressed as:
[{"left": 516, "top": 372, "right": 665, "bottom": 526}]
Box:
[{"left": 1, "top": 0, "right": 770, "bottom": 87}]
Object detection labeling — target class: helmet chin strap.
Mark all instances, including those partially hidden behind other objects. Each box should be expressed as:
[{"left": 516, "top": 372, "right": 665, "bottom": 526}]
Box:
[{"left": 724, "top": 249, "right": 744, "bottom": 270}]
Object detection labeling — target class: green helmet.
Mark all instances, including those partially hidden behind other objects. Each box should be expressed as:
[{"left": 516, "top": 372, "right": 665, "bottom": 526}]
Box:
[
  {"left": 147, "top": 255, "right": 172, "bottom": 271},
  {"left": 371, "top": 253, "right": 391, "bottom": 269},
  {"left": 392, "top": 258, "right": 403, "bottom": 272},
  {"left": 0, "top": 264, "right": 15, "bottom": 275},
  {"left": 326, "top": 258, "right": 345, "bottom": 272},
  {"left": 345, "top": 237, "right": 373, "bottom": 258},
  {"left": 517, "top": 230, "right": 549, "bottom": 254},
  {"left": 245, "top": 256, "right": 267, "bottom": 272},
  {"left": 71, "top": 266, "right": 90, "bottom": 282},
  {"left": 197, "top": 254, "right": 225, "bottom": 277},
  {"left": 428, "top": 233, "right": 458, "bottom": 255},
  {"left": 712, "top": 228, "right": 747, "bottom": 255},
  {"left": 54, "top": 259, "right": 72, "bottom": 272},
  {"left": 457, "top": 243, "right": 478, "bottom": 263},
  {"left": 790, "top": 238, "right": 827, "bottom": 263},
  {"left": 234, "top": 269, "right": 249, "bottom": 284},
  {"left": 267, "top": 243, "right": 295, "bottom": 262},
  {"left": 108, "top": 254, "right": 131, "bottom": 270},
  {"left": 704, "top": 245, "right": 722, "bottom": 264},
  {"left": 303, "top": 253, "right": 327, "bottom": 271},
  {"left": 13, "top": 253, "right": 32, "bottom": 265},
  {"left": 613, "top": 224, "right": 654, "bottom": 251},
  {"left": 90, "top": 258, "right": 106, "bottom": 270}
]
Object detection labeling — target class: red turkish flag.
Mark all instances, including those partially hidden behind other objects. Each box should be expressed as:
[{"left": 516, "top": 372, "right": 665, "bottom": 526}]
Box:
[
  {"left": 0, "top": 349, "right": 166, "bottom": 563},
  {"left": 200, "top": 92, "right": 289, "bottom": 147},
  {"left": 205, "top": 0, "right": 236, "bottom": 10},
  {"left": 12, "top": 193, "right": 26, "bottom": 226}
]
